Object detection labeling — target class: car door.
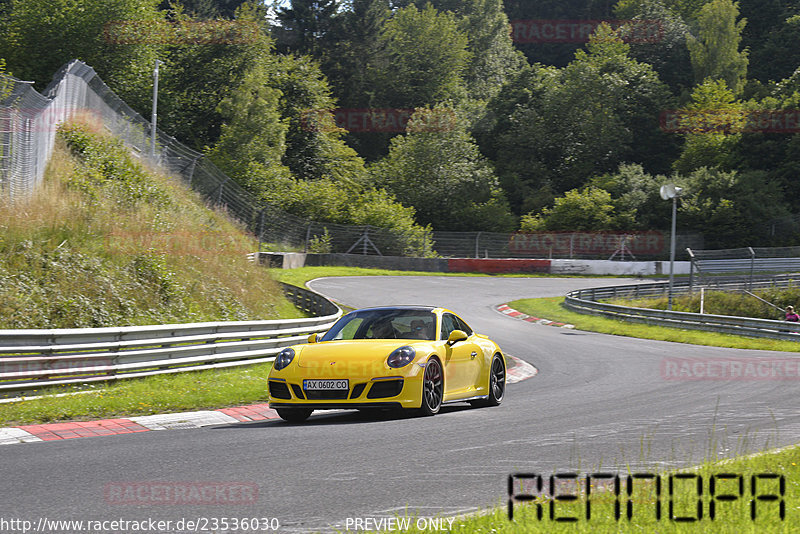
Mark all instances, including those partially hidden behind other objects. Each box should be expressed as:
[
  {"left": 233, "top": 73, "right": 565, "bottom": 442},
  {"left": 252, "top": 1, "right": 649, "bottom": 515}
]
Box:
[
  {"left": 440, "top": 312, "right": 480, "bottom": 399},
  {"left": 452, "top": 313, "right": 483, "bottom": 389}
]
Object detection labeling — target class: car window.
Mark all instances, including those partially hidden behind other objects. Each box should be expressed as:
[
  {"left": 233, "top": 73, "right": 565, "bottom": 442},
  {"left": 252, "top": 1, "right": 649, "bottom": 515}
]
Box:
[
  {"left": 454, "top": 315, "right": 473, "bottom": 336},
  {"left": 440, "top": 313, "right": 459, "bottom": 340},
  {"left": 321, "top": 310, "right": 436, "bottom": 341},
  {"left": 331, "top": 318, "right": 363, "bottom": 340}
]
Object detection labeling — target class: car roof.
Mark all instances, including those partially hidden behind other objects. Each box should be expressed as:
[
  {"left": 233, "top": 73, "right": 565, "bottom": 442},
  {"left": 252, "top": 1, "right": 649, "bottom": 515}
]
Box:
[{"left": 348, "top": 305, "right": 439, "bottom": 313}]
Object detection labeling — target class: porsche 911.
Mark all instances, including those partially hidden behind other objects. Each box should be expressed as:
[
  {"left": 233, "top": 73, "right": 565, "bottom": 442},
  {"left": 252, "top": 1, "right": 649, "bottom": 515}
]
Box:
[{"left": 267, "top": 305, "right": 506, "bottom": 422}]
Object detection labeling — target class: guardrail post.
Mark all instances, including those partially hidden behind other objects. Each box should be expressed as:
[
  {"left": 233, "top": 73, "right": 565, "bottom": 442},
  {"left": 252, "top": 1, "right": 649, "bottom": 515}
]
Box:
[{"left": 748, "top": 247, "right": 755, "bottom": 291}]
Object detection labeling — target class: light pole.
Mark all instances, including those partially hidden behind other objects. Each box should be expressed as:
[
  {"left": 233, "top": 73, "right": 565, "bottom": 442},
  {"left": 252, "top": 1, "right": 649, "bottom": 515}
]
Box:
[
  {"left": 150, "top": 59, "right": 161, "bottom": 159},
  {"left": 660, "top": 183, "right": 683, "bottom": 310}
]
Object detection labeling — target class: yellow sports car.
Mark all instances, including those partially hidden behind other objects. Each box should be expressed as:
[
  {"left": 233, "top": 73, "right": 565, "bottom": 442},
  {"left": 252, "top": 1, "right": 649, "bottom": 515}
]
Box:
[{"left": 268, "top": 306, "right": 506, "bottom": 422}]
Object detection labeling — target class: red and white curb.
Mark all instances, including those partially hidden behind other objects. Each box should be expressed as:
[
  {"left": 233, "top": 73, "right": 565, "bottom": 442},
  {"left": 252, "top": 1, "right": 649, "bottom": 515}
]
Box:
[
  {"left": 506, "top": 355, "right": 538, "bottom": 383},
  {"left": 0, "top": 358, "right": 538, "bottom": 446},
  {"left": 496, "top": 303, "right": 575, "bottom": 329},
  {"left": 0, "top": 404, "right": 280, "bottom": 446}
]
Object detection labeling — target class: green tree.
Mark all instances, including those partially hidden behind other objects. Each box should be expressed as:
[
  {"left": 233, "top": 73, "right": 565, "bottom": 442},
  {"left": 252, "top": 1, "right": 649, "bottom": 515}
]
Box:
[
  {"left": 157, "top": 0, "right": 250, "bottom": 18},
  {"left": 672, "top": 78, "right": 745, "bottom": 174},
  {"left": 679, "top": 167, "right": 791, "bottom": 247},
  {"left": 271, "top": 53, "right": 368, "bottom": 183},
  {"left": 322, "top": 0, "right": 390, "bottom": 108},
  {"left": 686, "top": 0, "right": 749, "bottom": 95},
  {"left": 161, "top": 4, "right": 272, "bottom": 149},
  {"left": 274, "top": 0, "right": 338, "bottom": 56},
  {"left": 616, "top": 0, "right": 695, "bottom": 92},
  {"left": 743, "top": 3, "right": 800, "bottom": 83},
  {"left": 520, "top": 186, "right": 623, "bottom": 232},
  {"left": 487, "top": 25, "right": 675, "bottom": 214},
  {"left": 374, "top": 4, "right": 470, "bottom": 108},
  {"left": 318, "top": 0, "right": 392, "bottom": 161},
  {"left": 411, "top": 0, "right": 526, "bottom": 101},
  {"left": 205, "top": 61, "right": 292, "bottom": 199},
  {"left": 615, "top": 0, "right": 711, "bottom": 20},
  {"left": 369, "top": 107, "right": 515, "bottom": 231},
  {"left": 2, "top": 0, "right": 163, "bottom": 111},
  {"left": 503, "top": 0, "right": 617, "bottom": 68},
  {"left": 589, "top": 163, "right": 672, "bottom": 230}
]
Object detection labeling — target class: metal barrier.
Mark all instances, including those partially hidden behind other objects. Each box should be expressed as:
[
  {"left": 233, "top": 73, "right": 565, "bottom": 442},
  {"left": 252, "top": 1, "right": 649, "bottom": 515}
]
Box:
[
  {"left": 687, "top": 247, "right": 800, "bottom": 289},
  {"left": 0, "top": 284, "right": 341, "bottom": 394},
  {"left": 564, "top": 275, "right": 800, "bottom": 341}
]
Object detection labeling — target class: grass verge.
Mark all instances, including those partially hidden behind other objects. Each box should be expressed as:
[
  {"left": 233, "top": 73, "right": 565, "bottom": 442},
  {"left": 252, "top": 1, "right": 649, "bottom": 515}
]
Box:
[
  {"left": 0, "top": 363, "right": 272, "bottom": 426},
  {"left": 509, "top": 297, "right": 800, "bottom": 352},
  {"left": 0, "top": 121, "right": 301, "bottom": 328}
]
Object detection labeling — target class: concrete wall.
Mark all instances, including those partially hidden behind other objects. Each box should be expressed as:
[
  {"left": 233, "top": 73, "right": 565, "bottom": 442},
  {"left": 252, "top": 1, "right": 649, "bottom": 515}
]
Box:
[
  {"left": 550, "top": 259, "right": 691, "bottom": 276},
  {"left": 304, "top": 253, "right": 449, "bottom": 272},
  {"left": 261, "top": 252, "right": 692, "bottom": 277}
]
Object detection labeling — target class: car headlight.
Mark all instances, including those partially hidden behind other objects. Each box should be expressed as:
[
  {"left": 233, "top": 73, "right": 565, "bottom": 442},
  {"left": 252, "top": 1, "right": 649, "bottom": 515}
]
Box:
[
  {"left": 274, "top": 347, "right": 295, "bottom": 371},
  {"left": 387, "top": 346, "right": 416, "bottom": 368}
]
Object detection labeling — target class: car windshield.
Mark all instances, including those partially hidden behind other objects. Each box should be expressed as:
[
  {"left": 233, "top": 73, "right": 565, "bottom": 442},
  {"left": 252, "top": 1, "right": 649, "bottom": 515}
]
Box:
[{"left": 321, "top": 309, "right": 436, "bottom": 341}]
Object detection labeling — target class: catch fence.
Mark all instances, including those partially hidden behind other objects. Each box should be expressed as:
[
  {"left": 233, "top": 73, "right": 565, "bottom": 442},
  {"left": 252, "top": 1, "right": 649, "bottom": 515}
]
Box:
[
  {"left": 688, "top": 246, "right": 800, "bottom": 288},
  {"left": 0, "top": 60, "right": 428, "bottom": 256},
  {"left": 0, "top": 60, "right": 705, "bottom": 259}
]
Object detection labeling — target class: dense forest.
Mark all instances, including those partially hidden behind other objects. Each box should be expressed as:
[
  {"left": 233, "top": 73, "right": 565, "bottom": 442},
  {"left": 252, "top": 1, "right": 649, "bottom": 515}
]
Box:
[{"left": 2, "top": 0, "right": 800, "bottom": 249}]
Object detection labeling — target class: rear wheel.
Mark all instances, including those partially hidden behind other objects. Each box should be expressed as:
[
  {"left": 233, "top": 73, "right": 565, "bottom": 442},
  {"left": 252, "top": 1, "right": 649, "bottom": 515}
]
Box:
[
  {"left": 276, "top": 408, "right": 313, "bottom": 423},
  {"left": 471, "top": 354, "right": 505, "bottom": 408},
  {"left": 417, "top": 357, "right": 443, "bottom": 416}
]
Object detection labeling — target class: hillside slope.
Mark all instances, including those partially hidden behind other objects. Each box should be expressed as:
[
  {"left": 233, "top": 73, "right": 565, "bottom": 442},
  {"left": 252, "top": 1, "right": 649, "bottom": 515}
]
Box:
[{"left": 0, "top": 121, "right": 301, "bottom": 328}]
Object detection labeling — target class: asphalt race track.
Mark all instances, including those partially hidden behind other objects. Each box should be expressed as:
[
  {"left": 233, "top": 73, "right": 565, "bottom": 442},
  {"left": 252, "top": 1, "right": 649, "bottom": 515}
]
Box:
[{"left": 3, "top": 276, "right": 800, "bottom": 533}]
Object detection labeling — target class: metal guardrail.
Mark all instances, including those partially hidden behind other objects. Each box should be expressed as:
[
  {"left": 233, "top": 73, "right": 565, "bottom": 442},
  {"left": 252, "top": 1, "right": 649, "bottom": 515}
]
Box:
[
  {"left": 0, "top": 283, "right": 341, "bottom": 394},
  {"left": 564, "top": 275, "right": 800, "bottom": 341}
]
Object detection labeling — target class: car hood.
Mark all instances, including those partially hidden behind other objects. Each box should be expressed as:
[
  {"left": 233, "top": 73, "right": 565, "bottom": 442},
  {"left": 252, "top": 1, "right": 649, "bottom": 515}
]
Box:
[{"left": 296, "top": 339, "right": 428, "bottom": 369}]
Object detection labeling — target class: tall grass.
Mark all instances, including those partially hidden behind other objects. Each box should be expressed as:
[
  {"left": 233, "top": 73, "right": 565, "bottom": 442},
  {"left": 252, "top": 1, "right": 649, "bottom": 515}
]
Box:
[
  {"left": 0, "top": 121, "right": 301, "bottom": 328},
  {"left": 608, "top": 286, "right": 800, "bottom": 321}
]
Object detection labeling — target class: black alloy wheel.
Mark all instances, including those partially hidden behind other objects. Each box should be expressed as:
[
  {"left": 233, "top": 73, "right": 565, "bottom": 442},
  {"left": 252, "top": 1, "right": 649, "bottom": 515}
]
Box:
[{"left": 418, "top": 357, "right": 443, "bottom": 416}]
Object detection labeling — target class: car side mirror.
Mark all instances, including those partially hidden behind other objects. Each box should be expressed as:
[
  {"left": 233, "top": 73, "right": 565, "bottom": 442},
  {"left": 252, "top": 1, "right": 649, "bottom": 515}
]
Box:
[
  {"left": 307, "top": 333, "right": 319, "bottom": 344},
  {"left": 447, "top": 330, "right": 468, "bottom": 346}
]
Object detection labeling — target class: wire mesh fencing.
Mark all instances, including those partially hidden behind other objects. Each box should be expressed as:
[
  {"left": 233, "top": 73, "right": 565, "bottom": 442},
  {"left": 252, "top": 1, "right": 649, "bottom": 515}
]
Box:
[
  {"left": 1, "top": 60, "right": 433, "bottom": 256},
  {"left": 0, "top": 74, "right": 53, "bottom": 201},
  {"left": 2, "top": 59, "right": 708, "bottom": 260}
]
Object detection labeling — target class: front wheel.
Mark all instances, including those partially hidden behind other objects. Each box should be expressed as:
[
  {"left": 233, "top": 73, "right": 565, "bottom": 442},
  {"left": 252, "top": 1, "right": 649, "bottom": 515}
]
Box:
[
  {"left": 417, "top": 357, "right": 443, "bottom": 416},
  {"left": 276, "top": 408, "right": 313, "bottom": 423},
  {"left": 471, "top": 354, "right": 505, "bottom": 408}
]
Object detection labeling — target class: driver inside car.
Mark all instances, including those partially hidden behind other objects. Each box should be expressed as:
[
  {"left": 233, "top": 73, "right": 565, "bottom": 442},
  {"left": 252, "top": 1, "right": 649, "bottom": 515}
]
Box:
[{"left": 409, "top": 319, "right": 431, "bottom": 340}]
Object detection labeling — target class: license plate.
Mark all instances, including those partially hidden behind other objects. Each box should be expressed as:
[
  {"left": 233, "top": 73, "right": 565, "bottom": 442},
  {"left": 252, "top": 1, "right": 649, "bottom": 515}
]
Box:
[{"left": 303, "top": 379, "right": 349, "bottom": 391}]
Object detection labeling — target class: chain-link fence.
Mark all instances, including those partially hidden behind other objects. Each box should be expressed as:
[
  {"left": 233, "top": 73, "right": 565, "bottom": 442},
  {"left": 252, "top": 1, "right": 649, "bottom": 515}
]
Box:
[
  {"left": 0, "top": 75, "right": 54, "bottom": 201},
  {"left": 431, "top": 230, "right": 703, "bottom": 260},
  {"left": 1, "top": 60, "right": 430, "bottom": 255},
  {"left": 1, "top": 59, "right": 704, "bottom": 259},
  {"left": 687, "top": 246, "right": 800, "bottom": 288}
]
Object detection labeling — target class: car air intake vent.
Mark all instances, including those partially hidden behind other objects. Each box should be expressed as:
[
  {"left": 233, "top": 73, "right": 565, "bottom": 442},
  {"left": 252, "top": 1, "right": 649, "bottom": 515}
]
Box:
[
  {"left": 350, "top": 383, "right": 367, "bottom": 399},
  {"left": 305, "top": 390, "right": 350, "bottom": 400},
  {"left": 269, "top": 381, "right": 292, "bottom": 400},
  {"left": 291, "top": 384, "right": 305, "bottom": 399},
  {"left": 367, "top": 379, "right": 404, "bottom": 399}
]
